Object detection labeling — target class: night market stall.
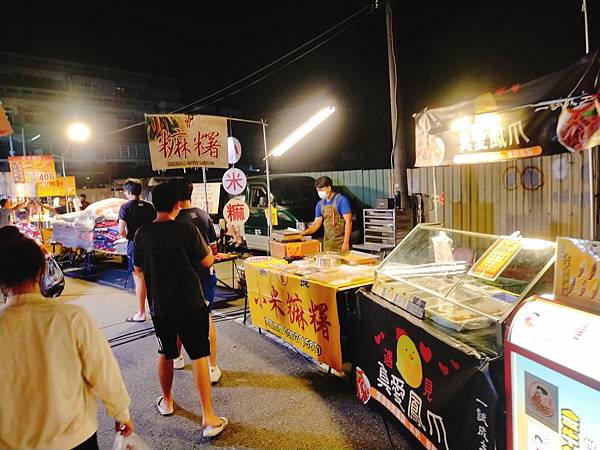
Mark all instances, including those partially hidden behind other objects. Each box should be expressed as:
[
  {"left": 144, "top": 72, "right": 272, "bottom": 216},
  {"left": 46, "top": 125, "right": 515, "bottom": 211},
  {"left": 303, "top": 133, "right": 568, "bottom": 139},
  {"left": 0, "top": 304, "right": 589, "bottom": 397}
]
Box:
[
  {"left": 354, "top": 50, "right": 600, "bottom": 449},
  {"left": 3, "top": 155, "right": 80, "bottom": 250},
  {"left": 245, "top": 252, "right": 377, "bottom": 373},
  {"left": 52, "top": 198, "right": 128, "bottom": 268},
  {"left": 356, "top": 225, "right": 555, "bottom": 449}
]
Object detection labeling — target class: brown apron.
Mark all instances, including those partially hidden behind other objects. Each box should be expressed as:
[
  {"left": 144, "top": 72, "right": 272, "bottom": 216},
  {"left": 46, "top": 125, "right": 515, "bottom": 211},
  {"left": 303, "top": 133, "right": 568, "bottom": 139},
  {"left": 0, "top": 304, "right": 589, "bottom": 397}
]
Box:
[{"left": 321, "top": 194, "right": 345, "bottom": 252}]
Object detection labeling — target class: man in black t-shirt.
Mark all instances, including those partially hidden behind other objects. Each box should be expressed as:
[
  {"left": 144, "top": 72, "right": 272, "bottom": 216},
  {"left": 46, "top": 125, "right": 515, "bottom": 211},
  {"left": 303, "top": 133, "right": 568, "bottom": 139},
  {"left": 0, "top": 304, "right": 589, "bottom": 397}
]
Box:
[
  {"left": 174, "top": 179, "right": 221, "bottom": 382},
  {"left": 133, "top": 181, "right": 228, "bottom": 438},
  {"left": 118, "top": 178, "right": 156, "bottom": 322}
]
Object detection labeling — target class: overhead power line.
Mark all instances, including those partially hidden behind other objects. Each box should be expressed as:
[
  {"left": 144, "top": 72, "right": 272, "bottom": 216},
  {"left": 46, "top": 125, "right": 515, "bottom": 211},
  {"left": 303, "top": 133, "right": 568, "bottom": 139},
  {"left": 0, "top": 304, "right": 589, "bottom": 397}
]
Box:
[
  {"left": 188, "top": 5, "right": 374, "bottom": 113},
  {"left": 101, "top": 2, "right": 375, "bottom": 137}
]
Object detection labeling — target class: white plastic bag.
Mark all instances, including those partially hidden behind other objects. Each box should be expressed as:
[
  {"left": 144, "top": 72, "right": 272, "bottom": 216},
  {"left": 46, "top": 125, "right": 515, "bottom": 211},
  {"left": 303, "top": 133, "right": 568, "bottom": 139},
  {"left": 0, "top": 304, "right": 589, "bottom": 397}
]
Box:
[
  {"left": 40, "top": 257, "right": 65, "bottom": 298},
  {"left": 112, "top": 432, "right": 151, "bottom": 450},
  {"left": 431, "top": 231, "right": 454, "bottom": 263}
]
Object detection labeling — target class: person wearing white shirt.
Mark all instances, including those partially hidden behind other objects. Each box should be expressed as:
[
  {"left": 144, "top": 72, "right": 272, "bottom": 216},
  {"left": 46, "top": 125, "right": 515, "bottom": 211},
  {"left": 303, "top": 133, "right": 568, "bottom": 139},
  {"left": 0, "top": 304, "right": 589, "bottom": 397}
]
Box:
[
  {"left": 0, "top": 198, "right": 28, "bottom": 228},
  {"left": 0, "top": 226, "right": 134, "bottom": 449}
]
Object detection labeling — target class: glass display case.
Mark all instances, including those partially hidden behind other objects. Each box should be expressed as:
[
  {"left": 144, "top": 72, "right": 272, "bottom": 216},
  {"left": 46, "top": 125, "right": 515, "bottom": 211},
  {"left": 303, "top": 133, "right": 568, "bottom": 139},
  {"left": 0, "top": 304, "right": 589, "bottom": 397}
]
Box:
[{"left": 372, "top": 224, "right": 556, "bottom": 355}]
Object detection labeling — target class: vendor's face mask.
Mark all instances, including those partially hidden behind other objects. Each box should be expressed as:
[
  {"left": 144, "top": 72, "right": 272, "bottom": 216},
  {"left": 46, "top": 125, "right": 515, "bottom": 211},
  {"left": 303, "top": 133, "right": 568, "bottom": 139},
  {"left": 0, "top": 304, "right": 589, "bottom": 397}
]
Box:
[{"left": 317, "top": 189, "right": 329, "bottom": 200}]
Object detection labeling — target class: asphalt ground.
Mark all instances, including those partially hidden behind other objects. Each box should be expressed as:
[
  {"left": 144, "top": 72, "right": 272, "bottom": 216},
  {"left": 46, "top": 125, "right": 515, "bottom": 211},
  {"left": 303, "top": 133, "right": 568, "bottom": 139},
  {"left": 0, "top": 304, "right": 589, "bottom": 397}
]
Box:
[{"left": 62, "top": 272, "right": 416, "bottom": 449}]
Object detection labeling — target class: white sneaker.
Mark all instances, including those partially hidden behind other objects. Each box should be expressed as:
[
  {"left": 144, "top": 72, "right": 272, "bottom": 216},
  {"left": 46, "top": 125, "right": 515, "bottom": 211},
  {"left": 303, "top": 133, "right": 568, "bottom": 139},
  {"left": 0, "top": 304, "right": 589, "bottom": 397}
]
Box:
[
  {"left": 210, "top": 366, "right": 222, "bottom": 383},
  {"left": 173, "top": 355, "right": 185, "bottom": 370}
]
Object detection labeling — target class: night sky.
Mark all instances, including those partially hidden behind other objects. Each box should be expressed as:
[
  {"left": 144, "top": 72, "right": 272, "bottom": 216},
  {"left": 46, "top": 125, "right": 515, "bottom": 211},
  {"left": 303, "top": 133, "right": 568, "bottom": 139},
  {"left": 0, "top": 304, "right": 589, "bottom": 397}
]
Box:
[{"left": 2, "top": 1, "right": 598, "bottom": 173}]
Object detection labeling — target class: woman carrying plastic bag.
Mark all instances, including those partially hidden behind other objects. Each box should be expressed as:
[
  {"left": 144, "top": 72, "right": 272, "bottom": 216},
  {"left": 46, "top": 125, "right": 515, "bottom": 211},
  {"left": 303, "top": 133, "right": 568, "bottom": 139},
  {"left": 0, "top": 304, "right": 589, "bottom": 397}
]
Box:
[
  {"left": 112, "top": 430, "right": 151, "bottom": 450},
  {"left": 0, "top": 226, "right": 135, "bottom": 449}
]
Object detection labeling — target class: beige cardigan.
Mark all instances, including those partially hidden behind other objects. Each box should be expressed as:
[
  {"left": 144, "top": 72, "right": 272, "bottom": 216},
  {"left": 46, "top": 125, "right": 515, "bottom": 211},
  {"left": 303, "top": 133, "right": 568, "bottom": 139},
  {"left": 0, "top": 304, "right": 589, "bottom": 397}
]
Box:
[{"left": 0, "top": 293, "right": 131, "bottom": 449}]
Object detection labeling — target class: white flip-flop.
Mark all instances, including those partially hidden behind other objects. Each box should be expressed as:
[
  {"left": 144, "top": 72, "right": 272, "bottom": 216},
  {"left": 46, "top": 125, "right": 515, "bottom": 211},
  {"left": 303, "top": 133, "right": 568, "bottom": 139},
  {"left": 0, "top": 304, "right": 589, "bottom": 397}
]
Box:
[
  {"left": 156, "top": 396, "right": 174, "bottom": 416},
  {"left": 202, "top": 417, "right": 229, "bottom": 438},
  {"left": 126, "top": 314, "right": 146, "bottom": 323}
]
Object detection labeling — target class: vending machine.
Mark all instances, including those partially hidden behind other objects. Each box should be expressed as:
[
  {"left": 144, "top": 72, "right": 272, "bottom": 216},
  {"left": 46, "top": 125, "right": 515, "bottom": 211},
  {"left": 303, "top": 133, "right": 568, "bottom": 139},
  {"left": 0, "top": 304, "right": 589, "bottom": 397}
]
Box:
[{"left": 505, "top": 238, "right": 600, "bottom": 450}]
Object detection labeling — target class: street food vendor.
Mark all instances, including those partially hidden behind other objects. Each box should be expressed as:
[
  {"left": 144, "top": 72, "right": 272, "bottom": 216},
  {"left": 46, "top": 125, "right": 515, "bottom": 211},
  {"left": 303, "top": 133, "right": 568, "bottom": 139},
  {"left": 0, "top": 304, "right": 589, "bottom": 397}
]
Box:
[
  {"left": 79, "top": 194, "right": 91, "bottom": 210},
  {"left": 0, "top": 198, "right": 29, "bottom": 228},
  {"left": 37, "top": 198, "right": 70, "bottom": 216},
  {"left": 300, "top": 176, "right": 352, "bottom": 252}
]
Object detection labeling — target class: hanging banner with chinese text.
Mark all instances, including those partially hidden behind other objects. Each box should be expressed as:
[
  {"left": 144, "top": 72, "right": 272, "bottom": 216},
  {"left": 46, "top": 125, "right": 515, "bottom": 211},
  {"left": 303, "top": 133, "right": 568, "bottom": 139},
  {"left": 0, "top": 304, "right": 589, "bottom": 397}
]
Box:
[
  {"left": 355, "top": 289, "right": 499, "bottom": 449},
  {"left": 8, "top": 155, "right": 57, "bottom": 184},
  {"left": 145, "top": 114, "right": 228, "bottom": 170},
  {"left": 223, "top": 197, "right": 249, "bottom": 223},
  {"left": 222, "top": 167, "right": 247, "bottom": 195},
  {"left": 36, "top": 176, "right": 77, "bottom": 197},
  {"left": 245, "top": 260, "right": 343, "bottom": 371},
  {"left": 415, "top": 51, "right": 600, "bottom": 167}
]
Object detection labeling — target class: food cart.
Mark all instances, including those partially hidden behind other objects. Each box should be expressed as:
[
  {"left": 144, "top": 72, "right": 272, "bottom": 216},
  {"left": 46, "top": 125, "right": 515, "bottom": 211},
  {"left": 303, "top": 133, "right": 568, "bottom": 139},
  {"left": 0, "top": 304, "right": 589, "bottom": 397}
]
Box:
[
  {"left": 245, "top": 254, "right": 376, "bottom": 373},
  {"left": 354, "top": 224, "right": 555, "bottom": 449},
  {"left": 505, "top": 237, "right": 600, "bottom": 449},
  {"left": 364, "top": 51, "right": 600, "bottom": 449}
]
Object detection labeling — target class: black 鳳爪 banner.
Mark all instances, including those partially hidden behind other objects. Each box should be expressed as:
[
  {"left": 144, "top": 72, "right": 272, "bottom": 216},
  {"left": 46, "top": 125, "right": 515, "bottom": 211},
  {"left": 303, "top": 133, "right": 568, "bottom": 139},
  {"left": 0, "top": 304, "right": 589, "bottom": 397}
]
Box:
[
  {"left": 415, "top": 51, "right": 600, "bottom": 166},
  {"left": 355, "top": 289, "right": 499, "bottom": 449}
]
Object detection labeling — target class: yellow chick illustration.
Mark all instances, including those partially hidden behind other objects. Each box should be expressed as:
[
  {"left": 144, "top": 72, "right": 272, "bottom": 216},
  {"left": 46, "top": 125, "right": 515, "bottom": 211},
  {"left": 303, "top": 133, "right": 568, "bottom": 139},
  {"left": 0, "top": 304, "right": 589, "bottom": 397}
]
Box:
[{"left": 395, "top": 330, "right": 423, "bottom": 388}]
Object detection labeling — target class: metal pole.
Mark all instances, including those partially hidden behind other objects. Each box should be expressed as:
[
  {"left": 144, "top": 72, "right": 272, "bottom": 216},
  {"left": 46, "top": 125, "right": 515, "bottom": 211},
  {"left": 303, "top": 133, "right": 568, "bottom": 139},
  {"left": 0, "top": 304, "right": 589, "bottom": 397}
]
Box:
[
  {"left": 202, "top": 166, "right": 209, "bottom": 212},
  {"left": 21, "top": 128, "right": 26, "bottom": 156},
  {"left": 583, "top": 0, "right": 594, "bottom": 239},
  {"left": 8, "top": 134, "right": 14, "bottom": 156},
  {"left": 226, "top": 116, "right": 265, "bottom": 125},
  {"left": 262, "top": 120, "right": 272, "bottom": 254},
  {"left": 583, "top": 0, "right": 590, "bottom": 53},
  {"left": 62, "top": 143, "right": 70, "bottom": 213},
  {"left": 432, "top": 166, "right": 439, "bottom": 222},
  {"left": 385, "top": 2, "right": 409, "bottom": 210}
]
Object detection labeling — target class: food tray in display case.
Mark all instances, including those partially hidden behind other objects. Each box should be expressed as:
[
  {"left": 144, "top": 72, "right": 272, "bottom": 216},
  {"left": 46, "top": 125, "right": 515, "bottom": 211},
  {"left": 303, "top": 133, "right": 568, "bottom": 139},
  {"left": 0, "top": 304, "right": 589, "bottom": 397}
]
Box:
[{"left": 372, "top": 224, "right": 556, "bottom": 354}]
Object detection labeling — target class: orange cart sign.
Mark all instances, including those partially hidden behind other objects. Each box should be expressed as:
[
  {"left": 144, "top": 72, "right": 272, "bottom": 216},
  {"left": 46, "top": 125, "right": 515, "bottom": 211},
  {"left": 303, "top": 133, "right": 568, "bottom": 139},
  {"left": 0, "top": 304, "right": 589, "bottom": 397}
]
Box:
[
  {"left": 245, "top": 260, "right": 343, "bottom": 371},
  {"left": 8, "top": 155, "right": 56, "bottom": 184}
]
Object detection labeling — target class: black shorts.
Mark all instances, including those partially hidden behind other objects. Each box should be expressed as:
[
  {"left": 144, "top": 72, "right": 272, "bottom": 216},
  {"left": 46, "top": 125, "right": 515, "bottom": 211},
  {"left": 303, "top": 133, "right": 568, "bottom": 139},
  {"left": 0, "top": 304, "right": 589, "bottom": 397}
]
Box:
[{"left": 152, "top": 310, "right": 210, "bottom": 360}]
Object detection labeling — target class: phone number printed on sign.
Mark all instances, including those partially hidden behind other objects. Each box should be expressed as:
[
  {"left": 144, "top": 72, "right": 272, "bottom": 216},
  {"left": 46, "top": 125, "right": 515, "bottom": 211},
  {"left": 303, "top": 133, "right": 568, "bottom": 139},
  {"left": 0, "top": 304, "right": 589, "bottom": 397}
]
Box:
[{"left": 145, "top": 114, "right": 228, "bottom": 170}]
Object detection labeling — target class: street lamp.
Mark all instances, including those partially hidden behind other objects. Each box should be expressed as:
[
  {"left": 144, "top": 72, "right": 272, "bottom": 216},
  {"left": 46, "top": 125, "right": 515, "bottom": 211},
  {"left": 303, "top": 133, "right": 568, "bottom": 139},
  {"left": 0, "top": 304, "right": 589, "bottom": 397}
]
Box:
[
  {"left": 263, "top": 106, "right": 336, "bottom": 243},
  {"left": 268, "top": 106, "right": 336, "bottom": 157},
  {"left": 63, "top": 122, "right": 90, "bottom": 212},
  {"left": 67, "top": 123, "right": 90, "bottom": 142}
]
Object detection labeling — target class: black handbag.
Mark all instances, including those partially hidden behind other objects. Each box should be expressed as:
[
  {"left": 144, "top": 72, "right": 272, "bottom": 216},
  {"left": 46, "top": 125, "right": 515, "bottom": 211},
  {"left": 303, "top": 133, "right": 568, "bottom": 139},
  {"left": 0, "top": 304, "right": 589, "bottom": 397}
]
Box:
[{"left": 40, "top": 257, "right": 65, "bottom": 298}]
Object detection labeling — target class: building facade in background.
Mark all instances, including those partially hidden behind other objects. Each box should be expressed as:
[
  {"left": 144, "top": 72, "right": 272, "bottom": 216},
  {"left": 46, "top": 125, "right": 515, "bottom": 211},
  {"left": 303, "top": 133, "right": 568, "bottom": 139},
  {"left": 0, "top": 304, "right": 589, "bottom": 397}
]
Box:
[{"left": 0, "top": 51, "right": 183, "bottom": 185}]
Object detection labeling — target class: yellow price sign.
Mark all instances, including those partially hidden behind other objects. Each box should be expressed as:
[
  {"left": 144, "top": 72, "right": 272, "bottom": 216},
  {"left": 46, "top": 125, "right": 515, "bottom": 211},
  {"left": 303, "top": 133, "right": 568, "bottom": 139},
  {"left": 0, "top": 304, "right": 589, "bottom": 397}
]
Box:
[
  {"left": 9, "top": 155, "right": 56, "bottom": 184},
  {"left": 468, "top": 237, "right": 522, "bottom": 281},
  {"left": 37, "top": 176, "right": 76, "bottom": 197}
]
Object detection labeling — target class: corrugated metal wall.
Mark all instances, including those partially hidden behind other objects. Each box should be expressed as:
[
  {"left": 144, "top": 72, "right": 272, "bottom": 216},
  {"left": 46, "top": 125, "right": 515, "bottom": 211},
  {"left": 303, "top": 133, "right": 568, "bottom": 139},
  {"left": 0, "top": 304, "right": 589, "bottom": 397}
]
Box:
[
  {"left": 408, "top": 152, "right": 596, "bottom": 240},
  {"left": 288, "top": 169, "right": 392, "bottom": 207}
]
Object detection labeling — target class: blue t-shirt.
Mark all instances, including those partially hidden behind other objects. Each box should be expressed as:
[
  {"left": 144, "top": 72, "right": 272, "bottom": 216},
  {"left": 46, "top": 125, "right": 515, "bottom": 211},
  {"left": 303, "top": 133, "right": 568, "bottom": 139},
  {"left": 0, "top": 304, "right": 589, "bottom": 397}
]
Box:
[{"left": 315, "top": 193, "right": 352, "bottom": 218}]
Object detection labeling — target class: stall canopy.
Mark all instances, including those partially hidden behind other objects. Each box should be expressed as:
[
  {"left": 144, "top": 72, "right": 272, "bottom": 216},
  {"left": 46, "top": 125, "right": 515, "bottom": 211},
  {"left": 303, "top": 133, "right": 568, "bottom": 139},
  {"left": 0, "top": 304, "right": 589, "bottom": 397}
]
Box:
[{"left": 415, "top": 50, "right": 600, "bottom": 167}]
